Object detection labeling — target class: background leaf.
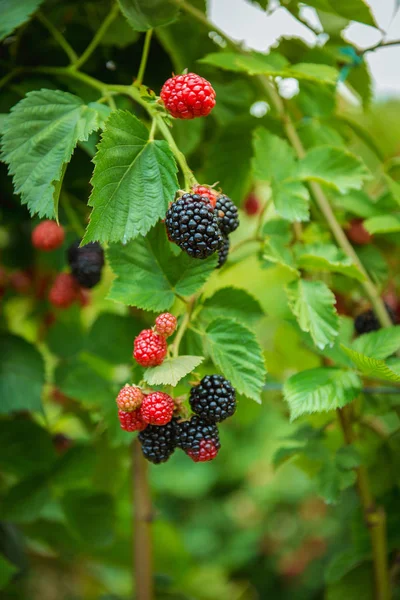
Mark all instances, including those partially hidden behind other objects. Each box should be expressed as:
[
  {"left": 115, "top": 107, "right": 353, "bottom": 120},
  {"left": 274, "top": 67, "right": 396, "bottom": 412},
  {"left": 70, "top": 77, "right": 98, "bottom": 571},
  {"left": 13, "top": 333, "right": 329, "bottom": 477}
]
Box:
[
  {"left": 117, "top": 0, "right": 179, "bottom": 31},
  {"left": 351, "top": 326, "right": 400, "bottom": 360},
  {"left": 84, "top": 110, "right": 178, "bottom": 244},
  {"left": 0, "top": 0, "right": 44, "bottom": 41},
  {"left": 61, "top": 490, "right": 115, "bottom": 547},
  {"left": 144, "top": 356, "right": 204, "bottom": 386},
  {"left": 295, "top": 243, "right": 365, "bottom": 281},
  {"left": 341, "top": 345, "right": 400, "bottom": 383},
  {"left": 200, "top": 287, "right": 264, "bottom": 326}
]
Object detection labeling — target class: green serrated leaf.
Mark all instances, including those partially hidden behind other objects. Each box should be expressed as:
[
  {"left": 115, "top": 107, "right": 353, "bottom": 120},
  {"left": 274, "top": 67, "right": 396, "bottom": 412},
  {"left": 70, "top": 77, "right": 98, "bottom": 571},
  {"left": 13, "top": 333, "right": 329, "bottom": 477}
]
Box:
[
  {"left": 0, "top": 334, "right": 45, "bottom": 414},
  {"left": 117, "top": 0, "right": 179, "bottom": 31},
  {"left": 200, "top": 287, "right": 264, "bottom": 326},
  {"left": 286, "top": 279, "right": 339, "bottom": 350},
  {"left": 297, "top": 146, "right": 371, "bottom": 193},
  {"left": 341, "top": 345, "right": 400, "bottom": 383},
  {"left": 144, "top": 356, "right": 204, "bottom": 387},
  {"left": 263, "top": 237, "right": 299, "bottom": 276},
  {"left": 295, "top": 243, "right": 365, "bottom": 281},
  {"left": 199, "top": 51, "right": 288, "bottom": 75},
  {"left": 364, "top": 214, "right": 400, "bottom": 234},
  {"left": 107, "top": 223, "right": 217, "bottom": 311},
  {"left": 272, "top": 179, "right": 310, "bottom": 222},
  {"left": 283, "top": 367, "right": 362, "bottom": 420},
  {"left": 0, "top": 0, "right": 44, "bottom": 41},
  {"left": 205, "top": 318, "right": 267, "bottom": 402},
  {"left": 332, "top": 189, "right": 381, "bottom": 218},
  {"left": 287, "top": 63, "right": 338, "bottom": 84},
  {"left": 0, "top": 90, "right": 107, "bottom": 218},
  {"left": 83, "top": 110, "right": 178, "bottom": 244},
  {"left": 352, "top": 326, "right": 400, "bottom": 360}
]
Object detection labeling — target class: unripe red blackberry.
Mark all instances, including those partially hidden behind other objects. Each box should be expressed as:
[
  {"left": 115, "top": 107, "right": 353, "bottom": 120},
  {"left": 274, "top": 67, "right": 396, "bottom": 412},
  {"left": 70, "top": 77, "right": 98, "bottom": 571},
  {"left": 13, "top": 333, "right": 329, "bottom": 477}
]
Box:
[
  {"left": 189, "top": 374, "right": 236, "bottom": 422},
  {"left": 133, "top": 329, "right": 168, "bottom": 367},
  {"left": 118, "top": 409, "right": 147, "bottom": 432},
  {"left": 192, "top": 185, "right": 218, "bottom": 208},
  {"left": 176, "top": 416, "right": 220, "bottom": 462},
  {"left": 116, "top": 385, "right": 144, "bottom": 412},
  {"left": 48, "top": 273, "right": 79, "bottom": 309},
  {"left": 244, "top": 192, "right": 260, "bottom": 216},
  {"left": 215, "top": 195, "right": 240, "bottom": 235},
  {"left": 160, "top": 73, "right": 216, "bottom": 119},
  {"left": 165, "top": 193, "right": 223, "bottom": 259},
  {"left": 32, "top": 220, "right": 65, "bottom": 251},
  {"left": 140, "top": 392, "right": 174, "bottom": 426},
  {"left": 155, "top": 312, "right": 177, "bottom": 338},
  {"left": 346, "top": 219, "right": 372, "bottom": 245}
]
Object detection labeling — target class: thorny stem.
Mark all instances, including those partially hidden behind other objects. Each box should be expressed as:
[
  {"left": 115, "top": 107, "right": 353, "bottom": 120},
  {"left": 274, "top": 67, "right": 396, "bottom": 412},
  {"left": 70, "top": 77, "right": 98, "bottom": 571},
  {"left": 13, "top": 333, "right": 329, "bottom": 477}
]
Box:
[
  {"left": 133, "top": 439, "right": 153, "bottom": 600},
  {"left": 174, "top": 0, "right": 393, "bottom": 329},
  {"left": 136, "top": 29, "right": 153, "bottom": 86},
  {"left": 72, "top": 3, "right": 120, "bottom": 70},
  {"left": 36, "top": 12, "right": 78, "bottom": 64},
  {"left": 337, "top": 406, "right": 390, "bottom": 600}
]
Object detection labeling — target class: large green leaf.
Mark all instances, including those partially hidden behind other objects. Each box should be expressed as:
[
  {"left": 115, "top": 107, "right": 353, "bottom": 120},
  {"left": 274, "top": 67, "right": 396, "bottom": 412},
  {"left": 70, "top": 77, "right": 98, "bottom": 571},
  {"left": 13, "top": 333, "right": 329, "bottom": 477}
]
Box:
[
  {"left": 107, "top": 223, "right": 217, "bottom": 311},
  {"left": 297, "top": 146, "right": 371, "bottom": 193},
  {"left": 263, "top": 237, "right": 299, "bottom": 276},
  {"left": 1, "top": 475, "right": 51, "bottom": 522},
  {"left": 252, "top": 128, "right": 310, "bottom": 222},
  {"left": 205, "top": 318, "right": 266, "bottom": 402},
  {"left": 306, "top": 0, "right": 376, "bottom": 27},
  {"left": 364, "top": 214, "right": 400, "bottom": 234},
  {"left": 83, "top": 110, "right": 178, "bottom": 244},
  {"left": 283, "top": 367, "right": 362, "bottom": 420},
  {"left": 117, "top": 0, "right": 179, "bottom": 31},
  {"left": 286, "top": 280, "right": 339, "bottom": 350},
  {"left": 200, "top": 287, "right": 264, "bottom": 326},
  {"left": 0, "top": 0, "right": 44, "bottom": 41},
  {"left": 0, "top": 420, "right": 56, "bottom": 476},
  {"left": 0, "top": 335, "right": 45, "bottom": 414},
  {"left": 352, "top": 326, "right": 400, "bottom": 360},
  {"left": 341, "top": 345, "right": 400, "bottom": 383},
  {"left": 1, "top": 90, "right": 107, "bottom": 218},
  {"left": 332, "top": 189, "right": 381, "bottom": 218},
  {"left": 62, "top": 490, "right": 115, "bottom": 547},
  {"left": 144, "top": 356, "right": 204, "bottom": 387},
  {"left": 295, "top": 243, "right": 365, "bottom": 281}
]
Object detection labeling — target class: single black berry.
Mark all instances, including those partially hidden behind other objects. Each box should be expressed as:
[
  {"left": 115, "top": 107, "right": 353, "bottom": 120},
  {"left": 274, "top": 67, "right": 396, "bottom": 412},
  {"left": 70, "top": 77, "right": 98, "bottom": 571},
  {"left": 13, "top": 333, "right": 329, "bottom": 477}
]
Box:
[
  {"left": 217, "top": 236, "right": 230, "bottom": 269},
  {"left": 67, "top": 240, "right": 104, "bottom": 289},
  {"left": 189, "top": 374, "right": 236, "bottom": 422},
  {"left": 175, "top": 415, "right": 220, "bottom": 459},
  {"left": 138, "top": 421, "right": 177, "bottom": 464},
  {"left": 354, "top": 304, "right": 396, "bottom": 335},
  {"left": 165, "top": 193, "right": 223, "bottom": 259},
  {"left": 215, "top": 195, "right": 239, "bottom": 236}
]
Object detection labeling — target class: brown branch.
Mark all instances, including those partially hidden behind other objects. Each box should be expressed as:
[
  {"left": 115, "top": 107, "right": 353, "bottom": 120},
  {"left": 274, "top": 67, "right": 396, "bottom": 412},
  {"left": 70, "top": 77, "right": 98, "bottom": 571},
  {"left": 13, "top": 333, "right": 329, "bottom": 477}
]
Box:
[{"left": 133, "top": 439, "right": 153, "bottom": 600}]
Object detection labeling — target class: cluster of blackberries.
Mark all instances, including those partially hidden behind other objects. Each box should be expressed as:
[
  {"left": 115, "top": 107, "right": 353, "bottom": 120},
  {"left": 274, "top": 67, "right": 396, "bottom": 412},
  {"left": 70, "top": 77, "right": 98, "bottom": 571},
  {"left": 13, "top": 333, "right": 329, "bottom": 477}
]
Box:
[
  {"left": 354, "top": 304, "right": 396, "bottom": 335},
  {"left": 165, "top": 190, "right": 239, "bottom": 268},
  {"left": 118, "top": 374, "right": 236, "bottom": 464}
]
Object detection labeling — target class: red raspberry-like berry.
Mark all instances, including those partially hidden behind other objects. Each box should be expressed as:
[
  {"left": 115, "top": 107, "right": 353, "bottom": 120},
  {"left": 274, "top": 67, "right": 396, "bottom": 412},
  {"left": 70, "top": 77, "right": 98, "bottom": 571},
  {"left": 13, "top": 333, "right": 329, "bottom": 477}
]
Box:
[
  {"left": 192, "top": 185, "right": 218, "bottom": 208},
  {"left": 160, "top": 73, "right": 216, "bottom": 119},
  {"left": 32, "top": 220, "right": 65, "bottom": 251},
  {"left": 187, "top": 439, "right": 219, "bottom": 462},
  {"left": 346, "top": 219, "right": 372, "bottom": 245},
  {"left": 140, "top": 392, "right": 175, "bottom": 426},
  {"left": 9, "top": 270, "right": 33, "bottom": 294},
  {"left": 118, "top": 409, "right": 147, "bottom": 432},
  {"left": 116, "top": 385, "right": 144, "bottom": 412},
  {"left": 49, "top": 273, "right": 80, "bottom": 309},
  {"left": 244, "top": 192, "right": 260, "bottom": 216},
  {"left": 133, "top": 329, "right": 167, "bottom": 367},
  {"left": 155, "top": 313, "right": 177, "bottom": 338}
]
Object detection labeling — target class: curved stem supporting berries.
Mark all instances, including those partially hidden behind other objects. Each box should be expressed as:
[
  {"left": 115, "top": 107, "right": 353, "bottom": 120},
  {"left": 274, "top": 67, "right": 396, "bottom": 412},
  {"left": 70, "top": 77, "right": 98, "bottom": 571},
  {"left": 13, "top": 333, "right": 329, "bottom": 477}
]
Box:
[
  {"left": 72, "top": 3, "right": 120, "bottom": 71},
  {"left": 172, "top": 297, "right": 196, "bottom": 358},
  {"left": 133, "top": 439, "right": 153, "bottom": 600},
  {"left": 136, "top": 29, "right": 153, "bottom": 86}
]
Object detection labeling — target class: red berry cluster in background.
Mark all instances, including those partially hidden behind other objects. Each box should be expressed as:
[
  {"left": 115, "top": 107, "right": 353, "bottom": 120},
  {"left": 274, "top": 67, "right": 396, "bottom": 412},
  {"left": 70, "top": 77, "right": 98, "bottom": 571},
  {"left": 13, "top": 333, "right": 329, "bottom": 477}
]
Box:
[
  {"left": 133, "top": 312, "right": 177, "bottom": 367},
  {"left": 32, "top": 220, "right": 65, "bottom": 251},
  {"left": 160, "top": 73, "right": 216, "bottom": 120}
]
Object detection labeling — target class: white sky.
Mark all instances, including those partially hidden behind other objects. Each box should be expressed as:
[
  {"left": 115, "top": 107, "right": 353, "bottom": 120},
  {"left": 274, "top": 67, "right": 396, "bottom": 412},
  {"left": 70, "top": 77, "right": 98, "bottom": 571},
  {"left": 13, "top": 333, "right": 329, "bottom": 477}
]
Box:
[{"left": 209, "top": 0, "right": 400, "bottom": 97}]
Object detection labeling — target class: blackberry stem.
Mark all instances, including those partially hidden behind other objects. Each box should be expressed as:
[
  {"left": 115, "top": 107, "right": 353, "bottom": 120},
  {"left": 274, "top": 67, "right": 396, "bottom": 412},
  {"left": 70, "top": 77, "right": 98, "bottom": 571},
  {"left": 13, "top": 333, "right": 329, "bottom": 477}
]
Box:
[
  {"left": 172, "top": 296, "right": 196, "bottom": 358},
  {"left": 136, "top": 30, "right": 153, "bottom": 86},
  {"left": 72, "top": 3, "right": 120, "bottom": 70}
]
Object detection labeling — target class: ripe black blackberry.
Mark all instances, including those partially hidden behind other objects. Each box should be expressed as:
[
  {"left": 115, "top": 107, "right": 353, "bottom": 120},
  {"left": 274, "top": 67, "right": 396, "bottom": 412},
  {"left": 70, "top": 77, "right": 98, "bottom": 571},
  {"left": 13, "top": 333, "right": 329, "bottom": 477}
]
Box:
[
  {"left": 67, "top": 240, "right": 104, "bottom": 289},
  {"left": 354, "top": 304, "right": 396, "bottom": 335},
  {"left": 189, "top": 374, "right": 236, "bottom": 423},
  {"left": 217, "top": 236, "right": 230, "bottom": 269},
  {"left": 165, "top": 193, "right": 223, "bottom": 259},
  {"left": 138, "top": 421, "right": 177, "bottom": 464},
  {"left": 176, "top": 415, "right": 221, "bottom": 462},
  {"left": 215, "top": 195, "right": 239, "bottom": 235}
]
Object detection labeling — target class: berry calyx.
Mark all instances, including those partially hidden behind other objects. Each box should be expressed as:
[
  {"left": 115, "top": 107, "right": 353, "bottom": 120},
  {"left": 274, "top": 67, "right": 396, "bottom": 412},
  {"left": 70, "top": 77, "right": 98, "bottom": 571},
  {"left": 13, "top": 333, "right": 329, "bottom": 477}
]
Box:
[
  {"left": 192, "top": 185, "right": 218, "bottom": 208},
  {"left": 118, "top": 409, "right": 147, "bottom": 432},
  {"left": 160, "top": 73, "right": 216, "bottom": 119},
  {"left": 67, "top": 240, "right": 104, "bottom": 289},
  {"left": 217, "top": 236, "right": 230, "bottom": 269},
  {"left": 116, "top": 385, "right": 144, "bottom": 412},
  {"left": 138, "top": 421, "right": 177, "bottom": 463},
  {"left": 346, "top": 219, "right": 372, "bottom": 245},
  {"left": 215, "top": 195, "right": 240, "bottom": 236},
  {"left": 32, "top": 220, "right": 65, "bottom": 251},
  {"left": 189, "top": 374, "right": 236, "bottom": 422},
  {"left": 155, "top": 312, "right": 177, "bottom": 338},
  {"left": 176, "top": 416, "right": 220, "bottom": 462},
  {"left": 140, "top": 392, "right": 175, "bottom": 426},
  {"left": 133, "top": 329, "right": 168, "bottom": 367},
  {"left": 244, "top": 192, "right": 260, "bottom": 216},
  {"left": 165, "top": 193, "right": 223, "bottom": 259},
  {"left": 48, "top": 273, "right": 79, "bottom": 309}
]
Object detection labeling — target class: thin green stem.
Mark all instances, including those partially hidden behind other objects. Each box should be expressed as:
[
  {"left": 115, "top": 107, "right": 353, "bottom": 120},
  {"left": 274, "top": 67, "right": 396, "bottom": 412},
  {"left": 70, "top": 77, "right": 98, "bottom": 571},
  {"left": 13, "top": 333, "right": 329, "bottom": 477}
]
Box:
[
  {"left": 155, "top": 116, "right": 197, "bottom": 189},
  {"left": 172, "top": 297, "right": 196, "bottom": 358},
  {"left": 148, "top": 118, "right": 157, "bottom": 141},
  {"left": 0, "top": 67, "right": 22, "bottom": 91},
  {"left": 72, "top": 3, "right": 119, "bottom": 70},
  {"left": 136, "top": 30, "right": 153, "bottom": 86},
  {"left": 37, "top": 12, "right": 78, "bottom": 63},
  {"left": 337, "top": 406, "right": 390, "bottom": 600},
  {"left": 63, "top": 194, "right": 85, "bottom": 237},
  {"left": 364, "top": 38, "right": 400, "bottom": 53}
]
